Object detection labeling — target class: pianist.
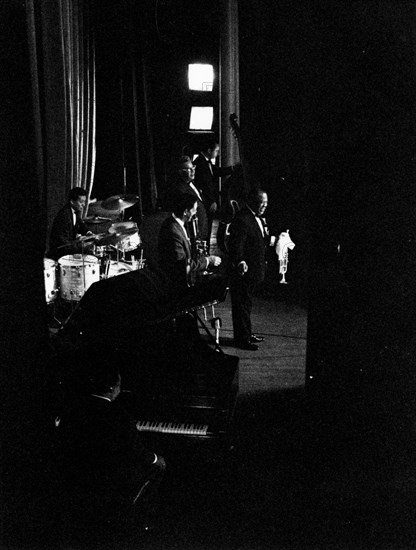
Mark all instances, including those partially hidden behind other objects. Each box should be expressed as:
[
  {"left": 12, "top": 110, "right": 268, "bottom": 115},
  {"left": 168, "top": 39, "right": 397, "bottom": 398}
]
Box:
[
  {"left": 58, "top": 362, "right": 166, "bottom": 533},
  {"left": 157, "top": 193, "right": 221, "bottom": 295}
]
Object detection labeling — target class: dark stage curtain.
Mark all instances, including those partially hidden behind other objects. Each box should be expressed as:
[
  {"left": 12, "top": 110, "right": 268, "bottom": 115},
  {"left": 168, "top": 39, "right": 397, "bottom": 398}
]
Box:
[
  {"left": 1, "top": 1, "right": 53, "bottom": 545},
  {"left": 26, "top": 0, "right": 96, "bottom": 249},
  {"left": 0, "top": 3, "right": 96, "bottom": 540},
  {"left": 92, "top": 0, "right": 157, "bottom": 217}
]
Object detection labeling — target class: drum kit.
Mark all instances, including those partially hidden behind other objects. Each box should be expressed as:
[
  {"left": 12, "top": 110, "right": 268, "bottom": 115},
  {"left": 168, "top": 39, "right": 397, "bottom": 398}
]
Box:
[{"left": 44, "top": 194, "right": 146, "bottom": 304}]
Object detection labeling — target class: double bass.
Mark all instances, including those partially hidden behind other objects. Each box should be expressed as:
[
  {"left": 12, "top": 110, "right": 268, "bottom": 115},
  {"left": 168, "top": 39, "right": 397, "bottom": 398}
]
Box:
[{"left": 217, "top": 113, "right": 250, "bottom": 252}]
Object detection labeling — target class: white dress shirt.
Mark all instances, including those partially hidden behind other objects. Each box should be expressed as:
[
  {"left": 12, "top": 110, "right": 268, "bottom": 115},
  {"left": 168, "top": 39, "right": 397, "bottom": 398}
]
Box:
[{"left": 188, "top": 182, "right": 203, "bottom": 202}]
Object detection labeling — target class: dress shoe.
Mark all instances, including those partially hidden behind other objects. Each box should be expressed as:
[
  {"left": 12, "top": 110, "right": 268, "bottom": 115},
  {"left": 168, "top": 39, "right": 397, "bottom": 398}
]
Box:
[
  {"left": 236, "top": 341, "right": 259, "bottom": 351},
  {"left": 250, "top": 334, "right": 265, "bottom": 343}
]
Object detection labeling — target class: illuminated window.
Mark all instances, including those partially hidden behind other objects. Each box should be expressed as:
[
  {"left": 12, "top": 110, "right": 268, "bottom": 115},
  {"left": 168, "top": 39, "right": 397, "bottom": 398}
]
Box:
[
  {"left": 188, "top": 64, "right": 214, "bottom": 91},
  {"left": 189, "top": 107, "right": 214, "bottom": 131}
]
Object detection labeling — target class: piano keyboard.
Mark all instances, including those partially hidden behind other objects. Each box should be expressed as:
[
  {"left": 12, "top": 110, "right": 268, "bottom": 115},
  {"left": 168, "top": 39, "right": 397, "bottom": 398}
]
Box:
[{"left": 136, "top": 420, "right": 209, "bottom": 436}]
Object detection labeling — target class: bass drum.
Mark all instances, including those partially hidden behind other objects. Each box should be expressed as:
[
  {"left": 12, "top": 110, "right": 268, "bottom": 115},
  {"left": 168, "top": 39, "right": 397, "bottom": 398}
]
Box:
[
  {"left": 105, "top": 261, "right": 133, "bottom": 278},
  {"left": 58, "top": 254, "right": 100, "bottom": 301},
  {"left": 44, "top": 258, "right": 58, "bottom": 303}
]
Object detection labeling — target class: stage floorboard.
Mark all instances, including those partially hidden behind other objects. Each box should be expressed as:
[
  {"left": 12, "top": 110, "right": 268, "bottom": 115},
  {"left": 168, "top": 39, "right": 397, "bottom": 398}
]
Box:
[{"left": 206, "top": 293, "right": 307, "bottom": 395}]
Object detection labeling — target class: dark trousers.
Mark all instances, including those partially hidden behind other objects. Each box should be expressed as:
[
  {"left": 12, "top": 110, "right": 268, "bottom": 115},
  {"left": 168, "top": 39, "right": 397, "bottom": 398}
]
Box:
[{"left": 230, "top": 276, "right": 255, "bottom": 344}]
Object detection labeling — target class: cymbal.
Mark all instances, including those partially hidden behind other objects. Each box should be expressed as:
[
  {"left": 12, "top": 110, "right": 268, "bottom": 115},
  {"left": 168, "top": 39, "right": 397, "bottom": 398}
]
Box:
[
  {"left": 94, "top": 233, "right": 121, "bottom": 246},
  {"left": 83, "top": 216, "right": 112, "bottom": 224},
  {"left": 95, "top": 227, "right": 139, "bottom": 247},
  {"left": 102, "top": 194, "right": 139, "bottom": 211},
  {"left": 108, "top": 221, "right": 138, "bottom": 233},
  {"left": 86, "top": 200, "right": 121, "bottom": 219},
  {"left": 57, "top": 234, "right": 98, "bottom": 248},
  {"left": 117, "top": 228, "right": 138, "bottom": 238}
]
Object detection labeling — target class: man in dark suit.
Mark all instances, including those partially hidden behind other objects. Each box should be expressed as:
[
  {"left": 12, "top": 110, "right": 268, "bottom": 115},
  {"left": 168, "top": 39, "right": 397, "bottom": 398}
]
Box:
[
  {"left": 158, "top": 193, "right": 221, "bottom": 295},
  {"left": 58, "top": 362, "right": 166, "bottom": 534},
  {"left": 162, "top": 156, "right": 209, "bottom": 243},
  {"left": 48, "top": 187, "right": 91, "bottom": 260},
  {"left": 228, "top": 188, "right": 271, "bottom": 351},
  {"left": 193, "top": 140, "right": 234, "bottom": 245}
]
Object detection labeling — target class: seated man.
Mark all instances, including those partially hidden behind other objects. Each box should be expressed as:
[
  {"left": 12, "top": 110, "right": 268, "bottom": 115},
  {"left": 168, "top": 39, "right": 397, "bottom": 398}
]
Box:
[
  {"left": 157, "top": 193, "right": 221, "bottom": 296},
  {"left": 57, "top": 361, "right": 166, "bottom": 534},
  {"left": 48, "top": 187, "right": 92, "bottom": 260}
]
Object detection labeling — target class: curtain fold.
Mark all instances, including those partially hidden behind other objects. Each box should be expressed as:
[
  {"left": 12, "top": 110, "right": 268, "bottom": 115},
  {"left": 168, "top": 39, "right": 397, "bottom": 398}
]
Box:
[{"left": 27, "top": 0, "right": 96, "bottom": 247}]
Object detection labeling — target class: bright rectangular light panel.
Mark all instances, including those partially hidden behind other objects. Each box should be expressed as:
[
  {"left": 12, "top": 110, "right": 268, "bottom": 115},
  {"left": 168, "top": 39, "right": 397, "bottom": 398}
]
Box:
[
  {"left": 189, "top": 107, "right": 214, "bottom": 131},
  {"left": 188, "top": 64, "right": 214, "bottom": 91}
]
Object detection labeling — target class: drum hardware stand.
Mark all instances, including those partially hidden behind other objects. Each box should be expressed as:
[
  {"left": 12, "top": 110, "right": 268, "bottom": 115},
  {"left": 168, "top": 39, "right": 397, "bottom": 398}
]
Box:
[
  {"left": 172, "top": 305, "right": 224, "bottom": 353},
  {"left": 52, "top": 307, "right": 75, "bottom": 331},
  {"left": 78, "top": 239, "right": 94, "bottom": 300},
  {"left": 105, "top": 260, "right": 110, "bottom": 279},
  {"left": 54, "top": 298, "right": 83, "bottom": 333},
  {"left": 169, "top": 309, "right": 224, "bottom": 353},
  {"left": 201, "top": 304, "right": 217, "bottom": 322},
  {"left": 104, "top": 249, "right": 115, "bottom": 279},
  {"left": 211, "top": 317, "right": 222, "bottom": 347},
  {"left": 47, "top": 300, "right": 66, "bottom": 333},
  {"left": 194, "top": 311, "right": 224, "bottom": 353}
]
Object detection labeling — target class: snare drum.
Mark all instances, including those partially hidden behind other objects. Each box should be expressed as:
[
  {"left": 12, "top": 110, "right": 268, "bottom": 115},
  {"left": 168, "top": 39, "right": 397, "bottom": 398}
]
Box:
[
  {"left": 120, "top": 231, "right": 141, "bottom": 252},
  {"left": 109, "top": 221, "right": 141, "bottom": 252},
  {"left": 58, "top": 254, "right": 100, "bottom": 301},
  {"left": 105, "top": 261, "right": 133, "bottom": 278},
  {"left": 44, "top": 258, "right": 58, "bottom": 303}
]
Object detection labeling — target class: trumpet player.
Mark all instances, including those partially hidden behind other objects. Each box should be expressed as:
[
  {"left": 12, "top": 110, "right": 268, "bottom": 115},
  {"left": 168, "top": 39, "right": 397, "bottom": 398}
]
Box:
[{"left": 228, "top": 188, "right": 271, "bottom": 351}]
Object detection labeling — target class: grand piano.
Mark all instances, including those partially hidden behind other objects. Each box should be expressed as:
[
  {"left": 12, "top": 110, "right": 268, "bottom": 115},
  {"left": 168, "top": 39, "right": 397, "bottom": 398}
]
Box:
[{"left": 52, "top": 268, "right": 239, "bottom": 450}]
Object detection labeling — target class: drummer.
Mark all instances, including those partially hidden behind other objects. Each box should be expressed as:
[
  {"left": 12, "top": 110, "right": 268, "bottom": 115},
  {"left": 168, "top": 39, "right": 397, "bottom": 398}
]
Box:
[{"left": 48, "top": 187, "right": 94, "bottom": 261}]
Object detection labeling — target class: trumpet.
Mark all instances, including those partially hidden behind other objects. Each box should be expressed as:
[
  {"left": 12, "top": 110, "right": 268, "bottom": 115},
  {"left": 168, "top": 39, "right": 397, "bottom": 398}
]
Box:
[{"left": 275, "top": 230, "right": 295, "bottom": 284}]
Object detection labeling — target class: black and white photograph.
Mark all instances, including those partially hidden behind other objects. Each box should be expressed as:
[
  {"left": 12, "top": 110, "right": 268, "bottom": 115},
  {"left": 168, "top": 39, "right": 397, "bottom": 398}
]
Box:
[{"left": 1, "top": 1, "right": 416, "bottom": 548}]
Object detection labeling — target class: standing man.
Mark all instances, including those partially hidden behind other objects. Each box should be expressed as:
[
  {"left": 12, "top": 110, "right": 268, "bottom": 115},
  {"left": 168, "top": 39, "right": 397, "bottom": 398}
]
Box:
[
  {"left": 228, "top": 188, "right": 270, "bottom": 351},
  {"left": 163, "top": 156, "right": 209, "bottom": 243},
  {"left": 193, "top": 140, "right": 234, "bottom": 244},
  {"left": 48, "top": 187, "right": 91, "bottom": 260},
  {"left": 158, "top": 193, "right": 221, "bottom": 295}
]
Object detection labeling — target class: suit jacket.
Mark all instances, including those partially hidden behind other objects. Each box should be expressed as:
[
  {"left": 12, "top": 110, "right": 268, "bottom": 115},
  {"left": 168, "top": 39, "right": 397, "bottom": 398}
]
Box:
[
  {"left": 158, "top": 215, "right": 208, "bottom": 291},
  {"left": 162, "top": 176, "right": 209, "bottom": 241},
  {"left": 194, "top": 154, "right": 233, "bottom": 208},
  {"left": 227, "top": 206, "right": 269, "bottom": 285},
  {"left": 48, "top": 203, "right": 87, "bottom": 260}
]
